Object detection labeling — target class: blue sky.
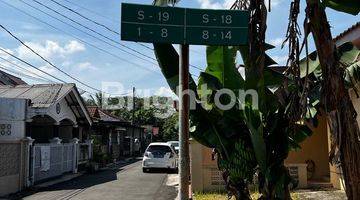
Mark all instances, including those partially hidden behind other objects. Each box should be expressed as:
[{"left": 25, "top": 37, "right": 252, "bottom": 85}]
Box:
[{"left": 0, "top": 0, "right": 358, "bottom": 97}]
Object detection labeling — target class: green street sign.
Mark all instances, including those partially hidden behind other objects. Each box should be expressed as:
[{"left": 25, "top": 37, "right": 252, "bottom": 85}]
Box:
[{"left": 121, "top": 3, "right": 249, "bottom": 45}]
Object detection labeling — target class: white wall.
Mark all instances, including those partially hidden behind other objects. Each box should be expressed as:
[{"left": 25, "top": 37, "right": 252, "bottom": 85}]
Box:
[
  {"left": 0, "top": 98, "right": 27, "bottom": 140},
  {"left": 27, "top": 98, "right": 77, "bottom": 125},
  {"left": 48, "top": 98, "right": 77, "bottom": 124}
]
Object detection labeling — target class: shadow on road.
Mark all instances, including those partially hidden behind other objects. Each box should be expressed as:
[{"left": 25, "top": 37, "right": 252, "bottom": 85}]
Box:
[
  {"left": 7, "top": 159, "right": 141, "bottom": 200},
  {"left": 143, "top": 168, "right": 178, "bottom": 175}
]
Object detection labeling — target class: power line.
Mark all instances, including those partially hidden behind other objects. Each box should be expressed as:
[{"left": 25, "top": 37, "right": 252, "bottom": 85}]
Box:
[
  {"left": 0, "top": 24, "right": 134, "bottom": 95},
  {"left": 62, "top": 0, "right": 120, "bottom": 24},
  {"left": 0, "top": 24, "right": 105, "bottom": 93},
  {"left": 58, "top": 0, "right": 158, "bottom": 53},
  {"left": 0, "top": 48, "right": 111, "bottom": 97},
  {"left": 3, "top": 0, "right": 159, "bottom": 74},
  {"left": 49, "top": 0, "right": 119, "bottom": 35},
  {"left": 18, "top": 0, "right": 159, "bottom": 68},
  {"left": 59, "top": 0, "right": 203, "bottom": 60},
  {"left": 0, "top": 56, "right": 55, "bottom": 83},
  {"left": 7, "top": 1, "right": 201, "bottom": 78},
  {"left": 43, "top": 0, "right": 204, "bottom": 72},
  {"left": 31, "top": 0, "right": 160, "bottom": 66},
  {"left": 0, "top": 47, "right": 66, "bottom": 83},
  {"left": 0, "top": 60, "right": 97, "bottom": 97},
  {"left": 0, "top": 62, "right": 52, "bottom": 83},
  {"left": 1, "top": 0, "right": 200, "bottom": 81}
]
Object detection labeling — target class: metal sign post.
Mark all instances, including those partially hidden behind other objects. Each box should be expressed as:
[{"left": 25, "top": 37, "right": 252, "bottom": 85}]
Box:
[
  {"left": 121, "top": 3, "right": 249, "bottom": 199},
  {"left": 179, "top": 44, "right": 190, "bottom": 200},
  {"left": 121, "top": 3, "right": 249, "bottom": 45}
]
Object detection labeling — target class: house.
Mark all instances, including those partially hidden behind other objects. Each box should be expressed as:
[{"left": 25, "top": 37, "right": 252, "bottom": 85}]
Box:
[
  {"left": 0, "top": 70, "right": 27, "bottom": 86},
  {"left": 189, "top": 22, "right": 360, "bottom": 192},
  {"left": 87, "top": 106, "right": 146, "bottom": 162},
  {"left": 285, "top": 22, "right": 360, "bottom": 190},
  {"left": 0, "top": 83, "right": 93, "bottom": 196}
]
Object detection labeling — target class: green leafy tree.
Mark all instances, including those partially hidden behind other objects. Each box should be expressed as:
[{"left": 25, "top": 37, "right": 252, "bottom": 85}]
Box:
[
  {"left": 153, "top": 0, "right": 360, "bottom": 199},
  {"left": 160, "top": 113, "right": 179, "bottom": 141},
  {"left": 303, "top": 1, "right": 360, "bottom": 199},
  {"left": 88, "top": 92, "right": 104, "bottom": 107},
  {"left": 152, "top": 0, "right": 317, "bottom": 199}
]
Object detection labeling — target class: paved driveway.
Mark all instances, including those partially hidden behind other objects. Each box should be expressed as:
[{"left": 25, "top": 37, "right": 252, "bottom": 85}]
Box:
[{"left": 17, "top": 161, "right": 177, "bottom": 200}]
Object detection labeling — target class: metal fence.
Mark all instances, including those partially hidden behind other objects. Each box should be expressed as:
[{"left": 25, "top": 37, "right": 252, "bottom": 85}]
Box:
[
  {"left": 0, "top": 143, "right": 21, "bottom": 179},
  {"left": 33, "top": 143, "right": 75, "bottom": 183},
  {"left": 0, "top": 141, "right": 25, "bottom": 196},
  {"left": 78, "top": 143, "right": 90, "bottom": 164}
]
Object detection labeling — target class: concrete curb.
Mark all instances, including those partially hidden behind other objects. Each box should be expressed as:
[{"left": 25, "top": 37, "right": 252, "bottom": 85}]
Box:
[{"left": 33, "top": 158, "right": 139, "bottom": 188}]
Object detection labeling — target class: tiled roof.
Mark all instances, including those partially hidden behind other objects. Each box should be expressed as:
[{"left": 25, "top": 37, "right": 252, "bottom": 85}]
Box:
[
  {"left": 0, "top": 84, "right": 75, "bottom": 108},
  {"left": 87, "top": 106, "right": 100, "bottom": 119},
  {"left": 0, "top": 70, "right": 27, "bottom": 86},
  {"left": 334, "top": 22, "right": 360, "bottom": 42},
  {"left": 87, "top": 106, "right": 127, "bottom": 123},
  {"left": 0, "top": 83, "right": 92, "bottom": 125}
]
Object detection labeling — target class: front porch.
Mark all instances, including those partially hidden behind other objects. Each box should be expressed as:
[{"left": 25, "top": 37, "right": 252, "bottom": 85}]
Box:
[
  {"left": 0, "top": 84, "right": 93, "bottom": 192},
  {"left": 285, "top": 115, "right": 344, "bottom": 190}
]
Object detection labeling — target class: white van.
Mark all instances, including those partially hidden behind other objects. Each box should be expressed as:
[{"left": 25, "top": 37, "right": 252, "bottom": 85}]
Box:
[{"left": 142, "top": 143, "right": 178, "bottom": 172}]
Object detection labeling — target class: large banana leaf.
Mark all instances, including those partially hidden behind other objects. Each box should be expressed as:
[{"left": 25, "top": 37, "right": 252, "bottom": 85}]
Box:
[
  {"left": 200, "top": 46, "right": 244, "bottom": 90},
  {"left": 153, "top": 44, "right": 198, "bottom": 95},
  {"left": 322, "top": 0, "right": 360, "bottom": 15},
  {"left": 244, "top": 105, "right": 267, "bottom": 172},
  {"left": 345, "top": 61, "right": 360, "bottom": 86},
  {"left": 300, "top": 42, "right": 360, "bottom": 81}
]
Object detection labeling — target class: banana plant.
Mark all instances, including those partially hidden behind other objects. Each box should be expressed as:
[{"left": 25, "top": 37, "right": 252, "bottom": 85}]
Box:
[
  {"left": 322, "top": 0, "right": 360, "bottom": 15},
  {"left": 152, "top": 1, "right": 314, "bottom": 199},
  {"left": 154, "top": 43, "right": 312, "bottom": 200}
]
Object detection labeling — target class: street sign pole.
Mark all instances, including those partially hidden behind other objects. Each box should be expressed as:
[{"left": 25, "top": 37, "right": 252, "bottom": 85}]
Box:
[
  {"left": 179, "top": 44, "right": 190, "bottom": 200},
  {"left": 121, "top": 4, "right": 249, "bottom": 199}
]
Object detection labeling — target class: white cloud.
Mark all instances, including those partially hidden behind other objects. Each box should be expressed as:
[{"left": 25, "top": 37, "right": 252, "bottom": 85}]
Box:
[
  {"left": 21, "top": 24, "right": 42, "bottom": 31},
  {"left": 154, "top": 87, "right": 177, "bottom": 99},
  {"left": 17, "top": 40, "right": 85, "bottom": 60},
  {"left": 77, "top": 62, "right": 98, "bottom": 71},
  {"left": 197, "top": 0, "right": 234, "bottom": 9},
  {"left": 198, "top": 0, "right": 282, "bottom": 9},
  {"left": 39, "top": 65, "right": 57, "bottom": 75},
  {"left": 65, "top": 41, "right": 86, "bottom": 53},
  {"left": 272, "top": 55, "right": 288, "bottom": 65},
  {"left": 0, "top": 48, "right": 14, "bottom": 59},
  {"left": 269, "top": 37, "right": 285, "bottom": 47},
  {"left": 266, "top": 0, "right": 282, "bottom": 7}
]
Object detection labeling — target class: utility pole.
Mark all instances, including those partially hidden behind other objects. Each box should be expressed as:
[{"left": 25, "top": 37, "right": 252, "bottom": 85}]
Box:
[
  {"left": 179, "top": 44, "right": 190, "bottom": 200},
  {"left": 121, "top": 3, "right": 249, "bottom": 199},
  {"left": 131, "top": 87, "right": 136, "bottom": 156}
]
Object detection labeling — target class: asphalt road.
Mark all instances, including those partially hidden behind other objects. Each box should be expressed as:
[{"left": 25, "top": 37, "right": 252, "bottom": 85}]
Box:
[{"left": 18, "top": 161, "right": 177, "bottom": 200}]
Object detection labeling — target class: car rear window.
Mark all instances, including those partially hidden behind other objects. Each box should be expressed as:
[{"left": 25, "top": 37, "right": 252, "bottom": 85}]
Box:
[
  {"left": 147, "top": 145, "right": 172, "bottom": 153},
  {"left": 171, "top": 143, "right": 179, "bottom": 147}
]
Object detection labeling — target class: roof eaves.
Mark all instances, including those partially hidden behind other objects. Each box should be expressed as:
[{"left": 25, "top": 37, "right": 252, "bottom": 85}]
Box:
[{"left": 334, "top": 22, "right": 360, "bottom": 42}]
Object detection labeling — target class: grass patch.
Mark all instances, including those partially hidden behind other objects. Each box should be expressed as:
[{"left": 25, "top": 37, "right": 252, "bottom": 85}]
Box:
[{"left": 194, "top": 192, "right": 299, "bottom": 200}]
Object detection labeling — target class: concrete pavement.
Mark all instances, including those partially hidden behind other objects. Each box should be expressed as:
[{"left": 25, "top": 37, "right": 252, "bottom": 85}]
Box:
[{"left": 12, "top": 160, "right": 177, "bottom": 200}]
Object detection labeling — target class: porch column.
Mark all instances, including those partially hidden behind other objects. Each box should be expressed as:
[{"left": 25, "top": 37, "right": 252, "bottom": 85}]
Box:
[
  {"left": 85, "top": 139, "right": 94, "bottom": 159},
  {"left": 108, "top": 129, "right": 112, "bottom": 154},
  {"left": 25, "top": 119, "right": 33, "bottom": 137},
  {"left": 117, "top": 131, "right": 120, "bottom": 145},
  {"left": 70, "top": 138, "right": 79, "bottom": 173},
  {"left": 130, "top": 128, "right": 134, "bottom": 157},
  {"left": 50, "top": 122, "right": 61, "bottom": 144},
  {"left": 53, "top": 123, "right": 60, "bottom": 138},
  {"left": 72, "top": 125, "right": 79, "bottom": 140},
  {"left": 22, "top": 137, "right": 35, "bottom": 187}
]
